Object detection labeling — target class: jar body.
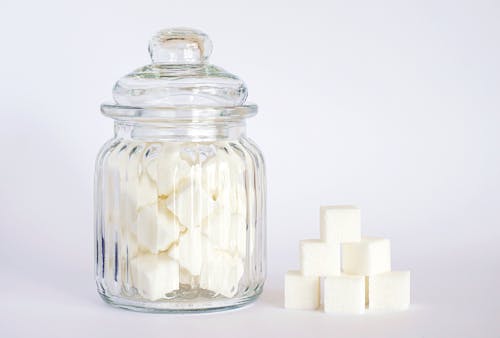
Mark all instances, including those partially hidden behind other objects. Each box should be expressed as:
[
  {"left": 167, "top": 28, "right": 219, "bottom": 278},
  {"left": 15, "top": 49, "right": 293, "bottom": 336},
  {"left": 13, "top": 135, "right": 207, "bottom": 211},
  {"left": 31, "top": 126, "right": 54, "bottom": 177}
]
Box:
[{"left": 94, "top": 121, "right": 266, "bottom": 312}]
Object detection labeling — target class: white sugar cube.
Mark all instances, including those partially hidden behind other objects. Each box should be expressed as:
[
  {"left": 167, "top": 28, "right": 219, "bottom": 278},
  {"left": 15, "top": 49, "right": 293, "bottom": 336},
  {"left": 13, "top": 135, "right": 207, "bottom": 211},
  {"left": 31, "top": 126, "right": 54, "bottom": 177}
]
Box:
[
  {"left": 136, "top": 204, "right": 180, "bottom": 254},
  {"left": 284, "top": 271, "right": 320, "bottom": 310},
  {"left": 156, "top": 145, "right": 193, "bottom": 197},
  {"left": 369, "top": 271, "right": 410, "bottom": 310},
  {"left": 300, "top": 240, "right": 340, "bottom": 277},
  {"left": 104, "top": 143, "right": 143, "bottom": 230},
  {"left": 324, "top": 274, "right": 365, "bottom": 314},
  {"left": 137, "top": 175, "right": 158, "bottom": 207},
  {"left": 130, "top": 253, "right": 179, "bottom": 301},
  {"left": 168, "top": 227, "right": 203, "bottom": 276},
  {"left": 202, "top": 208, "right": 247, "bottom": 257},
  {"left": 202, "top": 147, "right": 247, "bottom": 215},
  {"left": 320, "top": 206, "right": 361, "bottom": 243},
  {"left": 342, "top": 237, "right": 391, "bottom": 276},
  {"left": 119, "top": 174, "right": 158, "bottom": 236},
  {"left": 215, "top": 182, "right": 247, "bottom": 216},
  {"left": 200, "top": 250, "right": 244, "bottom": 298},
  {"left": 165, "top": 182, "right": 216, "bottom": 228}
]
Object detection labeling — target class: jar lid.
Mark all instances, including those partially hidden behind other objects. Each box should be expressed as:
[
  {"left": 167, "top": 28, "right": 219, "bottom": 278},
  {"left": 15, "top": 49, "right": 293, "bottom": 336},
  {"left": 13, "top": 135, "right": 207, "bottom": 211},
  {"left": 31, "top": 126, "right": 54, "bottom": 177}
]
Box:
[{"left": 102, "top": 28, "right": 257, "bottom": 121}]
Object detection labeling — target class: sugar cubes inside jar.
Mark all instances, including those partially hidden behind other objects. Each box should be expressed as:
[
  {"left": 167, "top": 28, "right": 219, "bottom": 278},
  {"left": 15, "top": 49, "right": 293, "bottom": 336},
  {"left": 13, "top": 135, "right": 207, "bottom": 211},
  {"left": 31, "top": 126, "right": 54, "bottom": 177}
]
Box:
[{"left": 94, "top": 28, "right": 266, "bottom": 313}]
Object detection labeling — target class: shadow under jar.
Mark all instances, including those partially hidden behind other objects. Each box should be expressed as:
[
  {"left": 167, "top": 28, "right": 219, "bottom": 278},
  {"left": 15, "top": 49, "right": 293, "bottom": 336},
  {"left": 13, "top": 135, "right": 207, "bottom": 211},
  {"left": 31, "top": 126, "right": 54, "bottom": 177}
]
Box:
[{"left": 94, "top": 28, "right": 266, "bottom": 313}]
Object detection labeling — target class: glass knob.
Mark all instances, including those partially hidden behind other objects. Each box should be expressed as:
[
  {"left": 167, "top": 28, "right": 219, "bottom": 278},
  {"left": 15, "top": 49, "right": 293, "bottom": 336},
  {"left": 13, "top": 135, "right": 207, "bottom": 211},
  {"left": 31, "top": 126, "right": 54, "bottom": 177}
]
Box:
[{"left": 148, "top": 28, "right": 213, "bottom": 64}]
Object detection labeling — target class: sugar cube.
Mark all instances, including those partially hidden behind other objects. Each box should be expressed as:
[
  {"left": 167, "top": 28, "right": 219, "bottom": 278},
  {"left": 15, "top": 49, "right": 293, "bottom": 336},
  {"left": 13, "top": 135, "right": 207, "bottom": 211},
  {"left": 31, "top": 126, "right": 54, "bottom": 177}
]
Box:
[
  {"left": 284, "top": 271, "right": 320, "bottom": 310},
  {"left": 324, "top": 274, "right": 365, "bottom": 314},
  {"left": 202, "top": 208, "right": 247, "bottom": 257},
  {"left": 168, "top": 227, "right": 203, "bottom": 276},
  {"left": 156, "top": 145, "right": 192, "bottom": 196},
  {"left": 320, "top": 206, "right": 361, "bottom": 243},
  {"left": 136, "top": 204, "right": 180, "bottom": 254},
  {"left": 342, "top": 237, "right": 391, "bottom": 276},
  {"left": 165, "top": 182, "right": 216, "bottom": 228},
  {"left": 369, "top": 271, "right": 410, "bottom": 310},
  {"left": 300, "top": 240, "right": 340, "bottom": 276},
  {"left": 202, "top": 147, "right": 247, "bottom": 215},
  {"left": 130, "top": 253, "right": 179, "bottom": 301},
  {"left": 200, "top": 250, "right": 244, "bottom": 298}
]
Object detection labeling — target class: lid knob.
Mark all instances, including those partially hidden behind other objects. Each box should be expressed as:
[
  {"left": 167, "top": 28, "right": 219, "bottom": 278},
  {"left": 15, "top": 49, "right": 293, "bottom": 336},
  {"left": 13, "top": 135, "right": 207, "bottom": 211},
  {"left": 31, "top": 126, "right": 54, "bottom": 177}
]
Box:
[
  {"left": 148, "top": 28, "right": 213, "bottom": 64},
  {"left": 112, "top": 27, "right": 248, "bottom": 107}
]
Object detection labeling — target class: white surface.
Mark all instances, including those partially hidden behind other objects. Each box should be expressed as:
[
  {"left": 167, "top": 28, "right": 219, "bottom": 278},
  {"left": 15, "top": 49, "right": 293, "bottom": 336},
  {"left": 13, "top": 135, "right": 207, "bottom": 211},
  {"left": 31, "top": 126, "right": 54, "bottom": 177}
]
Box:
[{"left": 1, "top": 0, "right": 499, "bottom": 337}]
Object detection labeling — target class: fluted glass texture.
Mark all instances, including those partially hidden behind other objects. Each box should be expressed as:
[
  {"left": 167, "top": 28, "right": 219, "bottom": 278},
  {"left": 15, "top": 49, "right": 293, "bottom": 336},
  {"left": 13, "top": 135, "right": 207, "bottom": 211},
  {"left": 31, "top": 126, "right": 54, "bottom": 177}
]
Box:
[{"left": 94, "top": 124, "right": 266, "bottom": 312}]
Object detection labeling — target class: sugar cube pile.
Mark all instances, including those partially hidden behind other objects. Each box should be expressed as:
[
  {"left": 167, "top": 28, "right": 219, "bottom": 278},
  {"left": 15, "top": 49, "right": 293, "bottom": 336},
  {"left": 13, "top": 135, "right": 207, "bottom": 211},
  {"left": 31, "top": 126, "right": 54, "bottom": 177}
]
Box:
[
  {"left": 101, "top": 142, "right": 251, "bottom": 301},
  {"left": 284, "top": 205, "right": 410, "bottom": 313}
]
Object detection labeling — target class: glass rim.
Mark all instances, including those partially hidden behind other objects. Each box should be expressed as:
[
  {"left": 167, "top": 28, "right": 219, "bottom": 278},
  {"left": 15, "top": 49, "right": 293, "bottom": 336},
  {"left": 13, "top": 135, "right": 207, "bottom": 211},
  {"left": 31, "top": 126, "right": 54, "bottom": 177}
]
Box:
[{"left": 101, "top": 103, "right": 257, "bottom": 122}]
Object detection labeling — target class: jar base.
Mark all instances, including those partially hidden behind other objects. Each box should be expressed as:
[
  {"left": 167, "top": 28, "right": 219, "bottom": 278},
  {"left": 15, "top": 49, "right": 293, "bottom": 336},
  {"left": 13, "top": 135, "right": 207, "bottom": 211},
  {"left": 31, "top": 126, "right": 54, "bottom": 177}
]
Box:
[{"left": 98, "top": 289, "right": 262, "bottom": 313}]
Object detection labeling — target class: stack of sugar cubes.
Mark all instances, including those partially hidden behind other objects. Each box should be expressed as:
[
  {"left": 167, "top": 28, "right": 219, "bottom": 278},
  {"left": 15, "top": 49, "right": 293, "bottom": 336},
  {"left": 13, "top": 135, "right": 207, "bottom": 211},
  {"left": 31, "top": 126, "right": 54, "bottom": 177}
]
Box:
[{"left": 284, "top": 206, "right": 410, "bottom": 313}]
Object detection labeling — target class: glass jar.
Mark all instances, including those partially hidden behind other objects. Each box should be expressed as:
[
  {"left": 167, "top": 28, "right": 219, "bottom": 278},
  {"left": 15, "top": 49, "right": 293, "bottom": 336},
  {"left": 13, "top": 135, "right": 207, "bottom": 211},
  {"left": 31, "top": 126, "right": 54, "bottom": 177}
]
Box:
[{"left": 94, "top": 28, "right": 266, "bottom": 313}]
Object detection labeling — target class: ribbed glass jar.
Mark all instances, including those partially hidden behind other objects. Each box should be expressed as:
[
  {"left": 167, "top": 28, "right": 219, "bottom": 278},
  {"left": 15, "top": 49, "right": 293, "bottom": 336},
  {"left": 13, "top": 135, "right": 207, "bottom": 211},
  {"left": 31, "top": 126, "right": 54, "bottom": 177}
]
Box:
[
  {"left": 94, "top": 119, "right": 266, "bottom": 312},
  {"left": 95, "top": 28, "right": 266, "bottom": 312}
]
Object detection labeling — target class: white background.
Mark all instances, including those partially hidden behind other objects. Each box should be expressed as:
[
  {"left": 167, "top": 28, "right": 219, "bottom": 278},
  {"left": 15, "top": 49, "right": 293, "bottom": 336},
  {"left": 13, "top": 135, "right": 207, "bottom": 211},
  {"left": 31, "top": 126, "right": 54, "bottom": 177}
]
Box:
[{"left": 1, "top": 0, "right": 499, "bottom": 337}]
